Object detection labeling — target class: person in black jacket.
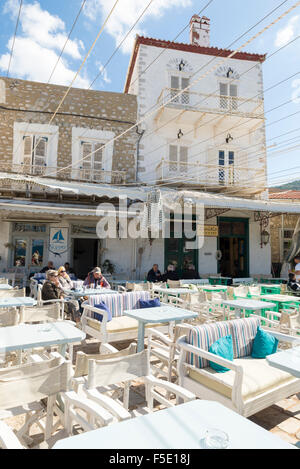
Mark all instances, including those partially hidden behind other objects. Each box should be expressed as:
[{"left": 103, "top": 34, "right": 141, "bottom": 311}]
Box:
[
  {"left": 162, "top": 264, "right": 179, "bottom": 282},
  {"left": 287, "top": 273, "right": 300, "bottom": 292},
  {"left": 147, "top": 264, "right": 162, "bottom": 283}
]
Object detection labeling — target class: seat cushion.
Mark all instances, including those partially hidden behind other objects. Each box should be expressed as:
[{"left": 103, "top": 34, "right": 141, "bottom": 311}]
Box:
[
  {"left": 229, "top": 317, "right": 260, "bottom": 358},
  {"left": 188, "top": 356, "right": 295, "bottom": 401},
  {"left": 187, "top": 321, "right": 231, "bottom": 369}
]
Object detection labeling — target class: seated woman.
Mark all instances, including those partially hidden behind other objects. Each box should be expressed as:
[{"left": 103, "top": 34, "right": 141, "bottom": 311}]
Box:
[
  {"left": 42, "top": 269, "right": 81, "bottom": 324},
  {"left": 287, "top": 272, "right": 300, "bottom": 292},
  {"left": 182, "top": 264, "right": 200, "bottom": 280},
  {"left": 84, "top": 267, "right": 111, "bottom": 289}
]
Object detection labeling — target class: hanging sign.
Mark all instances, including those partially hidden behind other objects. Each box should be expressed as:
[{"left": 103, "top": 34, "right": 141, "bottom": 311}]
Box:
[
  {"left": 49, "top": 227, "right": 69, "bottom": 256},
  {"left": 197, "top": 225, "right": 219, "bottom": 237}
]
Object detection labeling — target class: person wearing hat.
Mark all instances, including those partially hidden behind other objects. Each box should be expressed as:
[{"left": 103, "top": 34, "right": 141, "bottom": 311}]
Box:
[{"left": 83, "top": 267, "right": 111, "bottom": 289}]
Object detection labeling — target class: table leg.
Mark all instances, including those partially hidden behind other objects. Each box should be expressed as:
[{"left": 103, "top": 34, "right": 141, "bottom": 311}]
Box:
[
  {"left": 137, "top": 322, "right": 145, "bottom": 353},
  {"left": 236, "top": 308, "right": 242, "bottom": 319}
]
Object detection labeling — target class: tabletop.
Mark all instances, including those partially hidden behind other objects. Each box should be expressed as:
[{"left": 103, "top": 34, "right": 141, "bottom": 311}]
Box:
[
  {"left": 0, "top": 321, "right": 86, "bottom": 353},
  {"left": 222, "top": 299, "right": 276, "bottom": 310},
  {"left": 260, "top": 295, "right": 300, "bottom": 303},
  {"left": 65, "top": 288, "right": 115, "bottom": 297},
  {"left": 201, "top": 285, "right": 228, "bottom": 291},
  {"left": 0, "top": 297, "right": 37, "bottom": 308},
  {"left": 52, "top": 400, "right": 294, "bottom": 449},
  {"left": 153, "top": 287, "right": 195, "bottom": 295},
  {"left": 267, "top": 346, "right": 300, "bottom": 378},
  {"left": 0, "top": 284, "right": 13, "bottom": 290},
  {"left": 123, "top": 305, "right": 197, "bottom": 323}
]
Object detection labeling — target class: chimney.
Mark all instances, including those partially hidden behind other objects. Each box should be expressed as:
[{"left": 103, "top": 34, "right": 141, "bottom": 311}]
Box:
[{"left": 190, "top": 15, "right": 210, "bottom": 47}]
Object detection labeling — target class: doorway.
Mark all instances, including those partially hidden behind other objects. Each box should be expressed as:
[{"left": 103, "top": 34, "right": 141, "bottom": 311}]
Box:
[
  {"left": 73, "top": 238, "right": 99, "bottom": 279},
  {"left": 218, "top": 218, "right": 249, "bottom": 278}
]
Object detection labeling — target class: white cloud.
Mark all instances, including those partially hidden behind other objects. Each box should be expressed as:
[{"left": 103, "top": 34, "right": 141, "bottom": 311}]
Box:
[
  {"left": 275, "top": 15, "right": 299, "bottom": 47},
  {"left": 0, "top": 0, "right": 91, "bottom": 88},
  {"left": 292, "top": 79, "right": 300, "bottom": 104},
  {"left": 83, "top": 0, "right": 192, "bottom": 54}
]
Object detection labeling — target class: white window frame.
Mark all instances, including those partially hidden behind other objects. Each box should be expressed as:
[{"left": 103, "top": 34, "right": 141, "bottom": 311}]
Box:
[
  {"left": 218, "top": 79, "right": 239, "bottom": 111},
  {"left": 218, "top": 149, "right": 235, "bottom": 185},
  {"left": 72, "top": 127, "right": 114, "bottom": 181},
  {"left": 168, "top": 143, "right": 189, "bottom": 174},
  {"left": 13, "top": 123, "right": 59, "bottom": 175},
  {"left": 280, "top": 228, "right": 294, "bottom": 262},
  {"left": 168, "top": 71, "right": 191, "bottom": 106}
]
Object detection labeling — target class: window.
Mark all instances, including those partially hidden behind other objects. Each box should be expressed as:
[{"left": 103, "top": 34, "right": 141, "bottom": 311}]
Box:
[
  {"left": 282, "top": 229, "right": 294, "bottom": 261},
  {"left": 23, "top": 135, "right": 48, "bottom": 174},
  {"left": 80, "top": 141, "right": 103, "bottom": 181},
  {"left": 170, "top": 76, "right": 190, "bottom": 105},
  {"left": 219, "top": 83, "right": 238, "bottom": 110},
  {"left": 169, "top": 145, "right": 188, "bottom": 173},
  {"left": 219, "top": 150, "right": 235, "bottom": 185}
]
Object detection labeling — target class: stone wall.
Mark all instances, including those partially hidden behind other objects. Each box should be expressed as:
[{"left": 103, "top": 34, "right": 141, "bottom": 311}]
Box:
[
  {"left": 270, "top": 214, "right": 299, "bottom": 263},
  {"left": 0, "top": 77, "right": 138, "bottom": 182}
]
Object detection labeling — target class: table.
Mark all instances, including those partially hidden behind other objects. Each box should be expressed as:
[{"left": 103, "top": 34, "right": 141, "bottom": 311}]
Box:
[
  {"left": 201, "top": 285, "right": 228, "bottom": 292},
  {"left": 0, "top": 321, "right": 85, "bottom": 360},
  {"left": 153, "top": 287, "right": 196, "bottom": 303},
  {"left": 0, "top": 284, "right": 13, "bottom": 290},
  {"left": 209, "top": 277, "right": 232, "bottom": 286},
  {"left": 52, "top": 400, "right": 294, "bottom": 449},
  {"left": 65, "top": 288, "right": 115, "bottom": 299},
  {"left": 259, "top": 284, "right": 282, "bottom": 295},
  {"left": 0, "top": 297, "right": 36, "bottom": 309},
  {"left": 180, "top": 279, "right": 209, "bottom": 285},
  {"left": 221, "top": 299, "right": 276, "bottom": 318},
  {"left": 260, "top": 295, "right": 300, "bottom": 311},
  {"left": 123, "top": 305, "right": 197, "bottom": 352},
  {"left": 267, "top": 346, "right": 300, "bottom": 378}
]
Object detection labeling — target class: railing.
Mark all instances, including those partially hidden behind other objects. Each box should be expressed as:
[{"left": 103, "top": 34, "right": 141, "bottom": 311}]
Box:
[
  {"left": 156, "top": 159, "right": 266, "bottom": 189},
  {"left": 0, "top": 164, "right": 127, "bottom": 185},
  {"left": 157, "top": 88, "right": 264, "bottom": 118}
]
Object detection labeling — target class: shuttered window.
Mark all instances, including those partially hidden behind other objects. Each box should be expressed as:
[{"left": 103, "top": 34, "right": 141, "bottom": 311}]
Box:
[
  {"left": 22, "top": 135, "right": 48, "bottom": 173},
  {"left": 81, "top": 141, "right": 103, "bottom": 181},
  {"left": 220, "top": 83, "right": 238, "bottom": 110},
  {"left": 170, "top": 76, "right": 190, "bottom": 105},
  {"left": 169, "top": 145, "right": 188, "bottom": 173}
]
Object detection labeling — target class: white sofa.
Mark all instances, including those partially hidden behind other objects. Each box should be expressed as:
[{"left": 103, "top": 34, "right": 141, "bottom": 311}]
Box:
[{"left": 177, "top": 316, "right": 300, "bottom": 417}]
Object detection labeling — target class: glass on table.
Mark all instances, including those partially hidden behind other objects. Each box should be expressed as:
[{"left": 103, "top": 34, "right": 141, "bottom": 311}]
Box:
[{"left": 203, "top": 428, "right": 229, "bottom": 449}]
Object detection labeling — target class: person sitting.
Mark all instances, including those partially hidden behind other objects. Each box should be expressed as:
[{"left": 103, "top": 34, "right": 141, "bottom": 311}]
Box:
[
  {"left": 84, "top": 267, "right": 111, "bottom": 289},
  {"left": 57, "top": 266, "right": 74, "bottom": 291},
  {"left": 40, "top": 260, "right": 54, "bottom": 273},
  {"left": 182, "top": 264, "right": 200, "bottom": 280},
  {"left": 293, "top": 255, "right": 300, "bottom": 282},
  {"left": 287, "top": 273, "right": 300, "bottom": 292},
  {"left": 64, "top": 262, "right": 76, "bottom": 276},
  {"left": 42, "top": 270, "right": 80, "bottom": 324},
  {"left": 162, "top": 264, "right": 179, "bottom": 282},
  {"left": 147, "top": 264, "right": 162, "bottom": 283}
]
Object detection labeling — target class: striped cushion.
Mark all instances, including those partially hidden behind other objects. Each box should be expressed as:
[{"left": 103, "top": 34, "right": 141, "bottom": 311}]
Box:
[
  {"left": 187, "top": 321, "right": 231, "bottom": 369},
  {"left": 229, "top": 317, "right": 260, "bottom": 358}
]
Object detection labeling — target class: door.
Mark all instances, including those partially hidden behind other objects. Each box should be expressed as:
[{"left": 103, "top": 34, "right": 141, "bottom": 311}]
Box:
[
  {"left": 73, "top": 238, "right": 99, "bottom": 279},
  {"left": 164, "top": 217, "right": 198, "bottom": 277},
  {"left": 170, "top": 76, "right": 190, "bottom": 105},
  {"left": 218, "top": 218, "right": 249, "bottom": 278},
  {"left": 219, "top": 150, "right": 235, "bottom": 185}
]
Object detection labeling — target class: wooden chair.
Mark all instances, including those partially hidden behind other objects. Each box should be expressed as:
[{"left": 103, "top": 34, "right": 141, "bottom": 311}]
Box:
[
  {"left": 65, "top": 350, "right": 195, "bottom": 436},
  {"left": 0, "top": 288, "right": 25, "bottom": 298},
  {"left": 0, "top": 352, "right": 71, "bottom": 446},
  {"left": 167, "top": 280, "right": 181, "bottom": 288},
  {"left": 0, "top": 278, "right": 8, "bottom": 285},
  {"left": 263, "top": 309, "right": 300, "bottom": 336},
  {"left": 248, "top": 285, "right": 261, "bottom": 298},
  {"left": 19, "top": 303, "right": 61, "bottom": 324},
  {"left": 233, "top": 285, "right": 249, "bottom": 298},
  {"left": 0, "top": 421, "right": 25, "bottom": 449}
]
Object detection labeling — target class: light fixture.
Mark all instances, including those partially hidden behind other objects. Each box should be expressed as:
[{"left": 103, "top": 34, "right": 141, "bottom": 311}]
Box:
[
  {"left": 226, "top": 133, "right": 233, "bottom": 144},
  {"left": 261, "top": 229, "right": 270, "bottom": 248},
  {"left": 177, "top": 129, "right": 183, "bottom": 139},
  {"left": 178, "top": 60, "right": 185, "bottom": 71},
  {"left": 227, "top": 67, "right": 234, "bottom": 78}
]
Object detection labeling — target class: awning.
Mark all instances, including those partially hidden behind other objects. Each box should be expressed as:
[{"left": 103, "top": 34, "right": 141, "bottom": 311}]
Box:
[
  {"left": 161, "top": 190, "right": 300, "bottom": 214},
  {"left": 0, "top": 173, "right": 149, "bottom": 201}
]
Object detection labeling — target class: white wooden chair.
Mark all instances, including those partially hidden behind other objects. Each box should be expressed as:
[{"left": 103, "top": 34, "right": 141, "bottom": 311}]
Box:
[
  {"left": 0, "top": 421, "right": 25, "bottom": 449},
  {"left": 177, "top": 317, "right": 300, "bottom": 417},
  {"left": 167, "top": 280, "right": 181, "bottom": 288},
  {"left": 19, "top": 303, "right": 62, "bottom": 324},
  {"left": 233, "top": 285, "right": 249, "bottom": 298},
  {"left": 0, "top": 352, "right": 71, "bottom": 446},
  {"left": 64, "top": 350, "right": 195, "bottom": 436},
  {"left": 248, "top": 285, "right": 261, "bottom": 298},
  {"left": 0, "top": 288, "right": 25, "bottom": 298},
  {"left": 0, "top": 278, "right": 8, "bottom": 285},
  {"left": 262, "top": 309, "right": 300, "bottom": 336}
]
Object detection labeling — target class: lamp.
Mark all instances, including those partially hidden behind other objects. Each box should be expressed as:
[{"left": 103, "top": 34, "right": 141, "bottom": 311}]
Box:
[
  {"left": 226, "top": 133, "right": 233, "bottom": 144},
  {"left": 177, "top": 129, "right": 183, "bottom": 139},
  {"left": 227, "top": 67, "right": 234, "bottom": 78},
  {"left": 178, "top": 60, "right": 185, "bottom": 71},
  {"left": 261, "top": 229, "right": 270, "bottom": 247}
]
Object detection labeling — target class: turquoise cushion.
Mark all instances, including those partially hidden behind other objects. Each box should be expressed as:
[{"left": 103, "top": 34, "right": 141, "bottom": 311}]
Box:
[
  {"left": 252, "top": 327, "right": 278, "bottom": 359},
  {"left": 209, "top": 335, "right": 234, "bottom": 373}
]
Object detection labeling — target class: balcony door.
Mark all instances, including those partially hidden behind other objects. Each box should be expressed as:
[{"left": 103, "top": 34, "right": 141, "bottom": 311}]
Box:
[
  {"left": 219, "top": 82, "right": 238, "bottom": 111},
  {"left": 169, "top": 144, "right": 188, "bottom": 175},
  {"left": 219, "top": 150, "right": 235, "bottom": 185},
  {"left": 170, "top": 76, "right": 190, "bottom": 105},
  {"left": 23, "top": 135, "right": 48, "bottom": 175}
]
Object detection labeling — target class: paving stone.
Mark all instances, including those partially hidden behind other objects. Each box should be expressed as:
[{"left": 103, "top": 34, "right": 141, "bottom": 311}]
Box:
[
  {"left": 270, "top": 428, "right": 298, "bottom": 445},
  {"left": 249, "top": 406, "right": 289, "bottom": 430},
  {"left": 273, "top": 395, "right": 299, "bottom": 412},
  {"left": 277, "top": 417, "right": 300, "bottom": 435},
  {"left": 286, "top": 402, "right": 300, "bottom": 418}
]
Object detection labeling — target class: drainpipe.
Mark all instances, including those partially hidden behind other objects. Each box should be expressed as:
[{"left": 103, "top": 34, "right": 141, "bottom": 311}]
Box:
[{"left": 135, "top": 126, "right": 145, "bottom": 182}]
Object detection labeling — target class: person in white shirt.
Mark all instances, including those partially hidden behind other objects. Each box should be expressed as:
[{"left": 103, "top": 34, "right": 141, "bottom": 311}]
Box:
[{"left": 294, "top": 255, "right": 300, "bottom": 282}]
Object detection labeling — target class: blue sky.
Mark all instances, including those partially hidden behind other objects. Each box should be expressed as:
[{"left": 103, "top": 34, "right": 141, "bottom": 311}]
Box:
[{"left": 0, "top": 0, "right": 299, "bottom": 187}]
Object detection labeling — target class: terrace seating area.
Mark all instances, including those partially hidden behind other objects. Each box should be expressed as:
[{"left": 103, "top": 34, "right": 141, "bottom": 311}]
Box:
[{"left": 0, "top": 275, "right": 299, "bottom": 449}]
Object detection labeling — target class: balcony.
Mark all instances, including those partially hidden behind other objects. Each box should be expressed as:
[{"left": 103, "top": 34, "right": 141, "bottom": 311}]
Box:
[
  {"left": 155, "top": 88, "right": 264, "bottom": 128},
  {"left": 0, "top": 163, "right": 127, "bottom": 185},
  {"left": 156, "top": 159, "right": 266, "bottom": 195}
]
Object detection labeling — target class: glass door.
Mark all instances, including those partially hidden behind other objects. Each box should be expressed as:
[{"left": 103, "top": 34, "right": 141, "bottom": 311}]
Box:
[{"left": 218, "top": 217, "right": 249, "bottom": 278}]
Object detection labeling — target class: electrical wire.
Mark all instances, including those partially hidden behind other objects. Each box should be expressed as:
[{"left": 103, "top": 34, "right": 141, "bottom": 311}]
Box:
[{"left": 6, "top": 0, "right": 23, "bottom": 78}]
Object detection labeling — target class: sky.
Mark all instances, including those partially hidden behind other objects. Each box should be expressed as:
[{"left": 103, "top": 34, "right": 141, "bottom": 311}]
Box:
[{"left": 0, "top": 0, "right": 299, "bottom": 187}]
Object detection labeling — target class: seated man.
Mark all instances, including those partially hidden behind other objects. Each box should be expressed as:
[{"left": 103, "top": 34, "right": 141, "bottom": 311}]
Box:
[
  {"left": 41, "top": 270, "right": 80, "bottom": 324},
  {"left": 162, "top": 264, "right": 179, "bottom": 282},
  {"left": 84, "top": 267, "right": 111, "bottom": 289},
  {"left": 182, "top": 264, "right": 200, "bottom": 280},
  {"left": 147, "top": 264, "right": 162, "bottom": 283},
  {"left": 64, "top": 262, "right": 76, "bottom": 276},
  {"left": 287, "top": 273, "right": 300, "bottom": 292},
  {"left": 40, "top": 260, "right": 54, "bottom": 273}
]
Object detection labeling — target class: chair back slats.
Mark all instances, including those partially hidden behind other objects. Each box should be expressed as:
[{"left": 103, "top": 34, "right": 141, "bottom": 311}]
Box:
[
  {"left": 0, "top": 288, "right": 25, "bottom": 298},
  {"left": 0, "top": 309, "right": 19, "bottom": 327},
  {"left": 0, "top": 355, "right": 70, "bottom": 410},
  {"left": 87, "top": 350, "right": 149, "bottom": 389},
  {"left": 19, "top": 303, "right": 60, "bottom": 324}
]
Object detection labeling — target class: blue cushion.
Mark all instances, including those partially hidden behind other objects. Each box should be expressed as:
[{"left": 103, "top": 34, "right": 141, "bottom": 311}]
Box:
[
  {"left": 209, "top": 335, "right": 234, "bottom": 373},
  {"left": 251, "top": 327, "right": 278, "bottom": 359},
  {"left": 93, "top": 301, "right": 112, "bottom": 323},
  {"left": 139, "top": 298, "right": 161, "bottom": 309}
]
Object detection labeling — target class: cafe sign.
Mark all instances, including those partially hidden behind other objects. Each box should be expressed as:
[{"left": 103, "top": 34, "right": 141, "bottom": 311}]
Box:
[
  {"left": 49, "top": 227, "right": 69, "bottom": 255},
  {"left": 197, "top": 225, "right": 219, "bottom": 237}
]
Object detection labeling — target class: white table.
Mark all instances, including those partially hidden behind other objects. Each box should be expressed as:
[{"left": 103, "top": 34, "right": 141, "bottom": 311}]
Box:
[
  {"left": 180, "top": 279, "right": 209, "bottom": 285},
  {"left": 154, "top": 287, "right": 196, "bottom": 303},
  {"left": 0, "top": 297, "right": 36, "bottom": 309},
  {"left": 65, "top": 288, "right": 115, "bottom": 299},
  {"left": 52, "top": 400, "right": 295, "bottom": 449},
  {"left": 267, "top": 346, "right": 300, "bottom": 378},
  {"left": 221, "top": 299, "right": 276, "bottom": 318},
  {"left": 0, "top": 284, "right": 13, "bottom": 290},
  {"left": 0, "top": 321, "right": 85, "bottom": 361},
  {"left": 123, "top": 306, "right": 197, "bottom": 352}
]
